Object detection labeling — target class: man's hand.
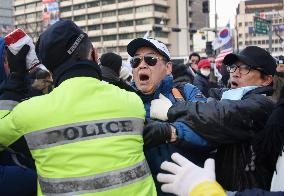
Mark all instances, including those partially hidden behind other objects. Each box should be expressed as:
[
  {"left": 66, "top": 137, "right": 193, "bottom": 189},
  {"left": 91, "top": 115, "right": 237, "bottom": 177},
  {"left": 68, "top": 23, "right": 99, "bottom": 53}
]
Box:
[
  {"left": 143, "top": 120, "right": 172, "bottom": 149},
  {"left": 7, "top": 44, "right": 30, "bottom": 75},
  {"left": 150, "top": 93, "right": 172, "bottom": 121},
  {"left": 157, "top": 153, "right": 215, "bottom": 196}
]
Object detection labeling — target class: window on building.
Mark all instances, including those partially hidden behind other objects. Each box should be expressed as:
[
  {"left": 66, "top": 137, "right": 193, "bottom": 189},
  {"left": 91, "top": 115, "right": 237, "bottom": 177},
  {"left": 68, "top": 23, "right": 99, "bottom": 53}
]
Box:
[
  {"left": 245, "top": 22, "right": 248, "bottom": 26},
  {"left": 102, "top": 22, "right": 117, "bottom": 29},
  {"left": 88, "top": 24, "right": 100, "bottom": 31},
  {"left": 102, "top": 11, "right": 116, "bottom": 17},
  {"left": 118, "top": 0, "right": 131, "bottom": 2},
  {"left": 106, "top": 47, "right": 117, "bottom": 52},
  {"left": 239, "top": 42, "right": 243, "bottom": 45},
  {"left": 73, "top": 3, "right": 85, "bottom": 10},
  {"left": 74, "top": 15, "right": 85, "bottom": 21},
  {"left": 15, "top": 5, "right": 25, "bottom": 11},
  {"left": 26, "top": 13, "right": 36, "bottom": 19},
  {"left": 258, "top": 40, "right": 261, "bottom": 44},
  {"left": 136, "top": 31, "right": 147, "bottom": 38},
  {"left": 155, "top": 5, "right": 167, "bottom": 13},
  {"left": 238, "top": 22, "right": 242, "bottom": 27},
  {"left": 15, "top": 15, "right": 25, "bottom": 21},
  {"left": 239, "top": 33, "right": 242, "bottom": 38},
  {"left": 155, "top": 18, "right": 167, "bottom": 25},
  {"left": 119, "top": 33, "right": 134, "bottom": 39},
  {"left": 87, "top": 1, "right": 100, "bottom": 8},
  {"left": 101, "top": 0, "right": 115, "bottom": 5},
  {"left": 61, "top": 16, "right": 72, "bottom": 20},
  {"left": 119, "top": 20, "right": 133, "bottom": 27},
  {"left": 103, "top": 35, "right": 117, "bottom": 41},
  {"left": 118, "top": 8, "right": 133, "bottom": 15},
  {"left": 26, "top": 3, "right": 36, "bottom": 9},
  {"left": 136, "top": 5, "right": 153, "bottom": 13},
  {"left": 119, "top": 46, "right": 127, "bottom": 52},
  {"left": 60, "top": 6, "right": 72, "bottom": 12},
  {"left": 90, "top": 36, "right": 101, "bottom": 42},
  {"left": 88, "top": 13, "right": 100, "bottom": 19},
  {"left": 262, "top": 40, "right": 265, "bottom": 44},
  {"left": 156, "top": 31, "right": 168, "bottom": 38},
  {"left": 136, "top": 18, "right": 152, "bottom": 25}
]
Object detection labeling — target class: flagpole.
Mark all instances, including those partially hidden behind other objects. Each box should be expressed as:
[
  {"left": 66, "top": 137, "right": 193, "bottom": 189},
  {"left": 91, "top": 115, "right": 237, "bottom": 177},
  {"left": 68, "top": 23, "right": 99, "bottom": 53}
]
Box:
[{"left": 215, "top": 0, "right": 218, "bottom": 38}]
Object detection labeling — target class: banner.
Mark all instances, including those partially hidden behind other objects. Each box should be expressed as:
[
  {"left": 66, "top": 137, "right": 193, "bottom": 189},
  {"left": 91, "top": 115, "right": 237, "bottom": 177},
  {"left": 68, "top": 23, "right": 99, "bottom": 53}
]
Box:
[{"left": 42, "top": 0, "right": 59, "bottom": 29}]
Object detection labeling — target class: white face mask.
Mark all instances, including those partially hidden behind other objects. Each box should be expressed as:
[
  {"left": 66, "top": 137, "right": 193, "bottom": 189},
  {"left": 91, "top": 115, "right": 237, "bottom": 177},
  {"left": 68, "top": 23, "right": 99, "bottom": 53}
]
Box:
[{"left": 200, "top": 68, "right": 211, "bottom": 77}]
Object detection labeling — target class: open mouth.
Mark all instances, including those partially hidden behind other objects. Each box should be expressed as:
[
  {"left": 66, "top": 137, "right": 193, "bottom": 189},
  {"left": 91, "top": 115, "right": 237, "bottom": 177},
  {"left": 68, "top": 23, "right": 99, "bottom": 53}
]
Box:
[
  {"left": 139, "top": 73, "right": 150, "bottom": 82},
  {"left": 231, "top": 81, "right": 238, "bottom": 88}
]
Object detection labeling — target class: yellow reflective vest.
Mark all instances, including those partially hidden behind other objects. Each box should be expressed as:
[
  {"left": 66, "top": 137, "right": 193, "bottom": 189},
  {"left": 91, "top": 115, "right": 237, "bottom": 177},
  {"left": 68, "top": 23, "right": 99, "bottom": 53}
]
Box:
[{"left": 0, "top": 77, "right": 157, "bottom": 196}]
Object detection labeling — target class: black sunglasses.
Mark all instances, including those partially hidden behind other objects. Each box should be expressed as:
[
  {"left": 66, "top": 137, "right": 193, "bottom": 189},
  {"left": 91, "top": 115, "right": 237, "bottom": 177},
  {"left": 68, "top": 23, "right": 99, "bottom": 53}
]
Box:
[{"left": 130, "top": 54, "right": 166, "bottom": 68}]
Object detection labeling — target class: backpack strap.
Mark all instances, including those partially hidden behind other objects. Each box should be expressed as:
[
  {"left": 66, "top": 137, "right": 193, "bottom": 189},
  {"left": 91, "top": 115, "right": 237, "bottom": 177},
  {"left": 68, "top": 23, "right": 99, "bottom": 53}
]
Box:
[{"left": 172, "top": 87, "right": 185, "bottom": 102}]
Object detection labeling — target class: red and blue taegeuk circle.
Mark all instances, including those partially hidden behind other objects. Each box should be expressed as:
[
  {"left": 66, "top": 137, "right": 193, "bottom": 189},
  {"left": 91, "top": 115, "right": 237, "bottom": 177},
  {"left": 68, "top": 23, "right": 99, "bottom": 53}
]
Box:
[{"left": 219, "top": 29, "right": 229, "bottom": 38}]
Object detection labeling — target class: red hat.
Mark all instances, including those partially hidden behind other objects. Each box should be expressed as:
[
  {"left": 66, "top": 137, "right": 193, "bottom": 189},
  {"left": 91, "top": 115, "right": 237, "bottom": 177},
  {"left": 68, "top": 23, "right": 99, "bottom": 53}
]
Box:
[{"left": 198, "top": 59, "right": 211, "bottom": 69}]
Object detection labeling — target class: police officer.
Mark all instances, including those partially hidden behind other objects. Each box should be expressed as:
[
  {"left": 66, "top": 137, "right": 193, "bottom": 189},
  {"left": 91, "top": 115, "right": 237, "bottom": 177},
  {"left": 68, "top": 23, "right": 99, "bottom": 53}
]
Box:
[{"left": 0, "top": 20, "right": 156, "bottom": 195}]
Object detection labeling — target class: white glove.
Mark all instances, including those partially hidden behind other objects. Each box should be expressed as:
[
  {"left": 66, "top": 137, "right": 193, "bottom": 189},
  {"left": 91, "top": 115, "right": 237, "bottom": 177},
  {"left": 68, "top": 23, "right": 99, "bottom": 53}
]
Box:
[
  {"left": 150, "top": 93, "right": 172, "bottom": 121},
  {"left": 157, "top": 153, "right": 215, "bottom": 196}
]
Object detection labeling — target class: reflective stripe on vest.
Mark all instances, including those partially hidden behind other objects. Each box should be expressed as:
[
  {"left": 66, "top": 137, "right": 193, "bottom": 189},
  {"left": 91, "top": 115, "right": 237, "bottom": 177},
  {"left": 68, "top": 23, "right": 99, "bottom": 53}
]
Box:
[
  {"left": 0, "top": 100, "right": 18, "bottom": 111},
  {"left": 39, "top": 159, "right": 150, "bottom": 196},
  {"left": 25, "top": 118, "right": 144, "bottom": 150}
]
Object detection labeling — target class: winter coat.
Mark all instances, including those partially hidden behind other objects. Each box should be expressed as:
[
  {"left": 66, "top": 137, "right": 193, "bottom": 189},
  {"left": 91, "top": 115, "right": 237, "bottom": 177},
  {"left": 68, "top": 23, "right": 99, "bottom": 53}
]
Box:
[
  {"left": 193, "top": 71, "right": 219, "bottom": 97},
  {"left": 133, "top": 75, "right": 214, "bottom": 196},
  {"left": 167, "top": 86, "right": 275, "bottom": 191},
  {"left": 172, "top": 63, "right": 195, "bottom": 85}
]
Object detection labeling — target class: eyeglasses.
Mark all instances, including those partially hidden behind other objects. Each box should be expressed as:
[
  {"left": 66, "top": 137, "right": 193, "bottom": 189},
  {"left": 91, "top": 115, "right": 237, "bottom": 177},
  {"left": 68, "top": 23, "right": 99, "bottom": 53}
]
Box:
[
  {"left": 227, "top": 64, "right": 265, "bottom": 75},
  {"left": 227, "top": 64, "right": 251, "bottom": 75},
  {"left": 130, "top": 54, "right": 166, "bottom": 68}
]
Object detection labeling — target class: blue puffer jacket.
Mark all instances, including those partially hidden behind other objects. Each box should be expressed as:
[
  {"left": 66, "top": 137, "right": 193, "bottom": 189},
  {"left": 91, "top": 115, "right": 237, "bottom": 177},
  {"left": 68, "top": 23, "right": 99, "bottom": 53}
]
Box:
[{"left": 133, "top": 75, "right": 215, "bottom": 196}]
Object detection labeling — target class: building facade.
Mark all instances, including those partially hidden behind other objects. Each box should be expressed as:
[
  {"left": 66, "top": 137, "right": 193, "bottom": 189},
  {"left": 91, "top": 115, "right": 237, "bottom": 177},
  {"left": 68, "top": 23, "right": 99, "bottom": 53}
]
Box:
[
  {"left": 13, "top": 0, "right": 207, "bottom": 58},
  {"left": 235, "top": 0, "right": 284, "bottom": 56},
  {"left": 0, "top": 0, "right": 13, "bottom": 37}
]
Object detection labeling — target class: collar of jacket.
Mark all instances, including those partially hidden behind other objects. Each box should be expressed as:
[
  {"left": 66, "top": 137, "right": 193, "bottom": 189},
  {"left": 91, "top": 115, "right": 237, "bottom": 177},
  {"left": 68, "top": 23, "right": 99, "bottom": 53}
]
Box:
[
  {"left": 132, "top": 74, "right": 173, "bottom": 102},
  {"left": 242, "top": 86, "right": 273, "bottom": 98},
  {"left": 53, "top": 60, "right": 102, "bottom": 87},
  {"left": 101, "top": 66, "right": 120, "bottom": 83}
]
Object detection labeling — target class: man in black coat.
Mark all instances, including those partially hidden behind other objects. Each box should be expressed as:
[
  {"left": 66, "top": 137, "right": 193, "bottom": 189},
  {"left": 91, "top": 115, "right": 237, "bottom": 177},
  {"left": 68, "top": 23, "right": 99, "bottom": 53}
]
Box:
[{"left": 150, "top": 46, "right": 277, "bottom": 191}]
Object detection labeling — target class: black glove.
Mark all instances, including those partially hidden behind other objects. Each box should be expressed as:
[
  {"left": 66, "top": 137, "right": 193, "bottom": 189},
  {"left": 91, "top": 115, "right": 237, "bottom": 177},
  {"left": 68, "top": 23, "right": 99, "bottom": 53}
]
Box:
[
  {"left": 7, "top": 44, "right": 30, "bottom": 75},
  {"left": 143, "top": 120, "right": 172, "bottom": 149}
]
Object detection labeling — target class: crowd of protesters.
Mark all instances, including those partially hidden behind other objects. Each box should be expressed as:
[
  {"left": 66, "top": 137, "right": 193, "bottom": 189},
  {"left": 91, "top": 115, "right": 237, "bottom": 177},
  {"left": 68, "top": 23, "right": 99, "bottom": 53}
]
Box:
[{"left": 0, "top": 19, "right": 284, "bottom": 196}]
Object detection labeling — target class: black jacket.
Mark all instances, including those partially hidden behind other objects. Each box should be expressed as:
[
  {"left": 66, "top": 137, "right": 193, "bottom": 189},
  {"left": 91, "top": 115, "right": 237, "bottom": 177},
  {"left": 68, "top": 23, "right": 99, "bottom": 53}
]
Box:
[
  {"left": 235, "top": 188, "right": 284, "bottom": 196},
  {"left": 193, "top": 72, "right": 211, "bottom": 97},
  {"left": 167, "top": 86, "right": 275, "bottom": 191},
  {"left": 101, "top": 66, "right": 135, "bottom": 92}
]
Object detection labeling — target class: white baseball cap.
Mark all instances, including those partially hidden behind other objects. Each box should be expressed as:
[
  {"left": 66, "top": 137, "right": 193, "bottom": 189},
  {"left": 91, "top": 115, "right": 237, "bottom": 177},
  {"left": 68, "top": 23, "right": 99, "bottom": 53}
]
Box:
[{"left": 127, "top": 38, "right": 171, "bottom": 61}]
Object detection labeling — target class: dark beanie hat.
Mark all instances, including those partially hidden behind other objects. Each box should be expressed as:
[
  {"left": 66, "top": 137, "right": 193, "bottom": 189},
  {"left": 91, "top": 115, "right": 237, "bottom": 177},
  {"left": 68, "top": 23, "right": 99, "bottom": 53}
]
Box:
[
  {"left": 100, "top": 52, "right": 122, "bottom": 75},
  {"left": 223, "top": 46, "right": 277, "bottom": 76},
  {"left": 36, "top": 20, "right": 87, "bottom": 72}
]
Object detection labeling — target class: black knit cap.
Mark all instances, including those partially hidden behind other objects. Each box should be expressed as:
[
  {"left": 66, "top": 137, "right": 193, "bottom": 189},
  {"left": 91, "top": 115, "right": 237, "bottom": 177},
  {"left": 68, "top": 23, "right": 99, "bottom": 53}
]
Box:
[
  {"left": 100, "top": 52, "right": 122, "bottom": 75},
  {"left": 36, "top": 20, "right": 87, "bottom": 72},
  {"left": 223, "top": 46, "right": 277, "bottom": 76}
]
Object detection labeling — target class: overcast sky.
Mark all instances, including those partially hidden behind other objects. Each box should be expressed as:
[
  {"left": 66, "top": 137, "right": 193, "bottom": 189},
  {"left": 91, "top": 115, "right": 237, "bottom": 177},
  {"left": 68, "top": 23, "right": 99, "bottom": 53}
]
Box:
[{"left": 210, "top": 0, "right": 242, "bottom": 27}]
